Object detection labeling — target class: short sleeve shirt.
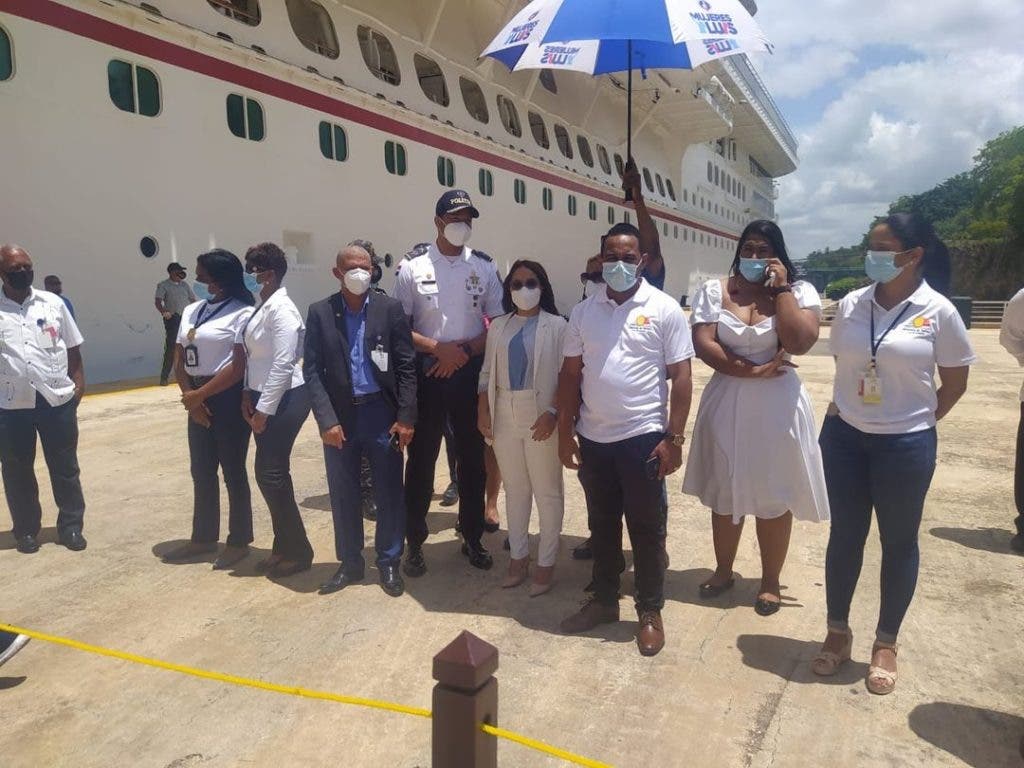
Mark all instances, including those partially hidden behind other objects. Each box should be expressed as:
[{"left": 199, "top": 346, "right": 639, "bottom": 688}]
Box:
[
  {"left": 689, "top": 278, "right": 822, "bottom": 326},
  {"left": 830, "top": 281, "right": 976, "bottom": 434},
  {"left": 177, "top": 298, "right": 253, "bottom": 377},
  {"left": 564, "top": 279, "right": 695, "bottom": 443},
  {"left": 0, "top": 288, "right": 84, "bottom": 409},
  {"left": 156, "top": 279, "right": 196, "bottom": 316},
  {"left": 393, "top": 244, "right": 504, "bottom": 342},
  {"left": 999, "top": 287, "right": 1024, "bottom": 400}
]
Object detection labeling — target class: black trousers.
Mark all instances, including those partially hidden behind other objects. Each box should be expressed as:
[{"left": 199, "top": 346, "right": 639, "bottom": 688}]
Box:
[
  {"left": 161, "top": 314, "right": 181, "bottom": 383},
  {"left": 0, "top": 394, "right": 85, "bottom": 539},
  {"left": 1016, "top": 403, "right": 1024, "bottom": 536},
  {"left": 578, "top": 432, "right": 667, "bottom": 612},
  {"left": 252, "top": 386, "right": 313, "bottom": 562},
  {"left": 187, "top": 382, "right": 253, "bottom": 546},
  {"left": 405, "top": 357, "right": 485, "bottom": 547}
]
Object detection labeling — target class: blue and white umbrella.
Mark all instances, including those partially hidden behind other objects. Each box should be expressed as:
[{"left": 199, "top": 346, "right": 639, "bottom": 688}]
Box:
[{"left": 482, "top": 0, "right": 772, "bottom": 175}]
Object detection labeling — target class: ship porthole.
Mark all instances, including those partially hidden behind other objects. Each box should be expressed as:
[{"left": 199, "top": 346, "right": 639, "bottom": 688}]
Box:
[{"left": 140, "top": 236, "right": 159, "bottom": 258}]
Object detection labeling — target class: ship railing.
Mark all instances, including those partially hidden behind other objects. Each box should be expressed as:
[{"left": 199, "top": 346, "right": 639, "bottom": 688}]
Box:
[{"left": 720, "top": 55, "right": 799, "bottom": 159}]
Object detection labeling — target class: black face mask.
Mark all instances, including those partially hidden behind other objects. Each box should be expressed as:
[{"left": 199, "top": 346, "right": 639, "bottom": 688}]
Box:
[{"left": 4, "top": 269, "right": 33, "bottom": 291}]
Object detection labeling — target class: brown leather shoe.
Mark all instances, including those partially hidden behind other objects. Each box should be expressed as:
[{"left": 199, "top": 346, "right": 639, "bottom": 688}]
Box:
[
  {"left": 560, "top": 597, "right": 619, "bottom": 634},
  {"left": 636, "top": 610, "right": 665, "bottom": 656}
]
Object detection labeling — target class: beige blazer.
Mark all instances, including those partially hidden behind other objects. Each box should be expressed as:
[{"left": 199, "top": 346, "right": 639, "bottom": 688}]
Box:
[{"left": 479, "top": 310, "right": 568, "bottom": 425}]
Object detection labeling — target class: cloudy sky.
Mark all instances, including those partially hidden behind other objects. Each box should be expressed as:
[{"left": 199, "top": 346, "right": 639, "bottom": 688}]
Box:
[{"left": 748, "top": 0, "right": 1024, "bottom": 259}]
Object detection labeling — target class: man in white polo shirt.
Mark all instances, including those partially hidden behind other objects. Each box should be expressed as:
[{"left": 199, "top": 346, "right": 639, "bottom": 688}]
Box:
[
  {"left": 0, "top": 244, "right": 87, "bottom": 554},
  {"left": 557, "top": 223, "right": 694, "bottom": 657}
]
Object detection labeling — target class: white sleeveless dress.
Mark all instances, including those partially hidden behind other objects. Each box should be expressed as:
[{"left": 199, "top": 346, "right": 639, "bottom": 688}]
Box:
[{"left": 682, "top": 278, "right": 830, "bottom": 524}]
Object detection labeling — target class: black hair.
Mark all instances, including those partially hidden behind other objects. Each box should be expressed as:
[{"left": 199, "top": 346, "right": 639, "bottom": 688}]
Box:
[
  {"left": 502, "top": 259, "right": 559, "bottom": 316},
  {"left": 603, "top": 223, "right": 642, "bottom": 252},
  {"left": 244, "top": 242, "right": 288, "bottom": 282},
  {"left": 729, "top": 220, "right": 798, "bottom": 285},
  {"left": 197, "top": 249, "right": 255, "bottom": 306},
  {"left": 881, "top": 212, "right": 951, "bottom": 296}
]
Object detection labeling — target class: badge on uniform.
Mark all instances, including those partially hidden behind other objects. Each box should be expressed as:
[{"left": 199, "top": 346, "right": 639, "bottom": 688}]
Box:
[
  {"left": 184, "top": 344, "right": 199, "bottom": 368},
  {"left": 859, "top": 362, "right": 882, "bottom": 405},
  {"left": 371, "top": 344, "right": 389, "bottom": 372}
]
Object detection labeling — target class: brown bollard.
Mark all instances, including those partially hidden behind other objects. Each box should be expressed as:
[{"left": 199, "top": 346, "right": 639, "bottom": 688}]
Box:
[{"left": 432, "top": 631, "right": 499, "bottom": 768}]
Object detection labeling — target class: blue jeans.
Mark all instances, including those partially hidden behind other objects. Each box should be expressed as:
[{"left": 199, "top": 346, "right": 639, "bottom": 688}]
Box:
[
  {"left": 820, "top": 415, "right": 937, "bottom": 643},
  {"left": 324, "top": 398, "right": 405, "bottom": 571}
]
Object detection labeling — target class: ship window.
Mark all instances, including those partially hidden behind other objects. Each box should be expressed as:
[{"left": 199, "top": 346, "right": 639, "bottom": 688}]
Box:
[
  {"left": 414, "top": 54, "right": 449, "bottom": 107},
  {"left": 0, "top": 25, "right": 12, "bottom": 81},
  {"left": 460, "top": 77, "right": 489, "bottom": 124},
  {"left": 542, "top": 188, "right": 553, "bottom": 211},
  {"left": 656, "top": 173, "right": 666, "bottom": 197},
  {"left": 286, "top": 0, "right": 338, "bottom": 59},
  {"left": 318, "top": 121, "right": 348, "bottom": 161},
  {"left": 528, "top": 111, "right": 549, "bottom": 149},
  {"left": 227, "top": 94, "right": 264, "bottom": 140},
  {"left": 496, "top": 95, "right": 522, "bottom": 138},
  {"left": 588, "top": 201, "right": 598, "bottom": 221},
  {"left": 436, "top": 156, "right": 455, "bottom": 187},
  {"left": 642, "top": 167, "right": 654, "bottom": 193},
  {"left": 614, "top": 153, "right": 625, "bottom": 178},
  {"left": 576, "top": 135, "right": 594, "bottom": 168},
  {"left": 554, "top": 124, "right": 573, "bottom": 159},
  {"left": 514, "top": 178, "right": 527, "bottom": 205},
  {"left": 714, "top": 165, "right": 720, "bottom": 186},
  {"left": 207, "top": 0, "right": 260, "bottom": 26},
  {"left": 108, "top": 60, "right": 161, "bottom": 117},
  {"left": 384, "top": 140, "right": 407, "bottom": 175},
  {"left": 358, "top": 25, "right": 399, "bottom": 85},
  {"left": 623, "top": 211, "right": 631, "bottom": 224},
  {"left": 663, "top": 223, "right": 669, "bottom": 236},
  {"left": 596, "top": 145, "right": 612, "bottom": 175},
  {"left": 607, "top": 206, "right": 615, "bottom": 224},
  {"left": 478, "top": 168, "right": 494, "bottom": 197},
  {"left": 539, "top": 69, "right": 557, "bottom": 94},
  {"left": 140, "top": 236, "right": 159, "bottom": 259},
  {"left": 666, "top": 178, "right": 676, "bottom": 201},
  {"left": 568, "top": 195, "right": 578, "bottom": 216},
  {"left": 707, "top": 161, "right": 713, "bottom": 182},
  {"left": 674, "top": 225, "right": 679, "bottom": 238}
]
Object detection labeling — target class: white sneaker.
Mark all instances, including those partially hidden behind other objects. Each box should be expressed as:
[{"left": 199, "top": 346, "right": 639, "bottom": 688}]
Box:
[{"left": 0, "top": 633, "right": 30, "bottom": 668}]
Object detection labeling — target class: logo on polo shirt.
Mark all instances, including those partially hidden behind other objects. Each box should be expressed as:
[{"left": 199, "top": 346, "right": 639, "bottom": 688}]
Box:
[
  {"left": 905, "top": 315, "right": 935, "bottom": 337},
  {"left": 629, "top": 313, "right": 656, "bottom": 332},
  {"left": 912, "top": 316, "right": 931, "bottom": 328}
]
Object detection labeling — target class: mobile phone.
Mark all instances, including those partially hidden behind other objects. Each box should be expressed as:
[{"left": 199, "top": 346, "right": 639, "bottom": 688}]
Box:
[
  {"left": 389, "top": 431, "right": 402, "bottom": 452},
  {"left": 644, "top": 454, "right": 661, "bottom": 480},
  {"left": 764, "top": 269, "right": 776, "bottom": 288}
]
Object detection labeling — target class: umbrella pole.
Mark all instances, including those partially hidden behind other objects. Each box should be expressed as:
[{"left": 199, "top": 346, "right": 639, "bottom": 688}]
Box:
[{"left": 625, "top": 39, "right": 633, "bottom": 202}]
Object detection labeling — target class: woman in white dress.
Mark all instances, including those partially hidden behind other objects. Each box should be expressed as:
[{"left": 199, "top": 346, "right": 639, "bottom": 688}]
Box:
[{"left": 683, "top": 220, "right": 829, "bottom": 615}]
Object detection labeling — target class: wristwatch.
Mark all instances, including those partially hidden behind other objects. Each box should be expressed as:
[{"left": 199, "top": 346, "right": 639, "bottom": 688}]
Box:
[
  {"left": 768, "top": 284, "right": 793, "bottom": 298},
  {"left": 665, "top": 432, "right": 686, "bottom": 447}
]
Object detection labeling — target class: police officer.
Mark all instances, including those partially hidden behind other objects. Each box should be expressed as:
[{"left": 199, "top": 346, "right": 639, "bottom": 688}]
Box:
[{"left": 394, "top": 190, "right": 503, "bottom": 573}]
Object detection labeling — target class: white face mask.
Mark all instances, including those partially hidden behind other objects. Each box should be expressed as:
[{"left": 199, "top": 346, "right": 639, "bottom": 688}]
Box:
[
  {"left": 443, "top": 222, "right": 472, "bottom": 248},
  {"left": 343, "top": 267, "right": 372, "bottom": 296},
  {"left": 511, "top": 286, "right": 541, "bottom": 311}
]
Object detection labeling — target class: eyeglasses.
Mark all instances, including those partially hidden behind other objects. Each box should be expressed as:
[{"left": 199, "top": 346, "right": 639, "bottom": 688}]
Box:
[
  {"left": 510, "top": 278, "right": 539, "bottom": 291},
  {"left": 739, "top": 244, "right": 773, "bottom": 258},
  {"left": 245, "top": 264, "right": 267, "bottom": 275},
  {"left": 580, "top": 271, "right": 603, "bottom": 284}
]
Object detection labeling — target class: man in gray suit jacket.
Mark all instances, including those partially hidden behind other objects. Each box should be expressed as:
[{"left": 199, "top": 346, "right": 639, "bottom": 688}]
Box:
[{"left": 304, "top": 244, "right": 417, "bottom": 597}]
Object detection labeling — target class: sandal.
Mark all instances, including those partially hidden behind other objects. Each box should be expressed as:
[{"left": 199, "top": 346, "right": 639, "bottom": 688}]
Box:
[
  {"left": 811, "top": 628, "right": 853, "bottom": 676},
  {"left": 754, "top": 596, "right": 781, "bottom": 616},
  {"left": 866, "top": 642, "right": 898, "bottom": 695},
  {"left": 698, "top": 576, "right": 735, "bottom": 599}
]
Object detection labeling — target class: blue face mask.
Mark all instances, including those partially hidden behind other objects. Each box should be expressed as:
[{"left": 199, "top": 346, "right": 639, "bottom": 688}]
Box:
[
  {"left": 738, "top": 257, "right": 768, "bottom": 284},
  {"left": 602, "top": 260, "right": 639, "bottom": 293},
  {"left": 193, "top": 281, "right": 212, "bottom": 301},
  {"left": 864, "top": 250, "right": 906, "bottom": 284},
  {"left": 243, "top": 272, "right": 260, "bottom": 293}
]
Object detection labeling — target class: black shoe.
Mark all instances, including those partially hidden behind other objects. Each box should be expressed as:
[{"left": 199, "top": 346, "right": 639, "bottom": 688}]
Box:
[
  {"left": 484, "top": 519, "right": 500, "bottom": 533},
  {"left": 58, "top": 530, "right": 87, "bottom": 551},
  {"left": 318, "top": 566, "right": 364, "bottom": 595},
  {"left": 440, "top": 482, "right": 459, "bottom": 507},
  {"left": 269, "top": 559, "right": 312, "bottom": 578},
  {"left": 16, "top": 534, "right": 40, "bottom": 554},
  {"left": 503, "top": 537, "right": 510, "bottom": 551},
  {"left": 212, "top": 544, "right": 248, "bottom": 570},
  {"left": 1012, "top": 533, "right": 1024, "bottom": 554},
  {"left": 159, "top": 378, "right": 169, "bottom": 386},
  {"left": 461, "top": 541, "right": 493, "bottom": 570},
  {"left": 403, "top": 545, "right": 427, "bottom": 578},
  {"left": 572, "top": 538, "right": 593, "bottom": 560},
  {"left": 379, "top": 564, "right": 405, "bottom": 597},
  {"left": 361, "top": 496, "right": 377, "bottom": 521},
  {"left": 754, "top": 597, "right": 781, "bottom": 616}
]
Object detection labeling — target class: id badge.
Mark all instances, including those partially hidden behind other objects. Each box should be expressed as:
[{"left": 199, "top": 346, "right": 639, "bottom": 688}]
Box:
[
  {"left": 859, "top": 364, "right": 882, "bottom": 405},
  {"left": 184, "top": 344, "right": 199, "bottom": 368},
  {"left": 370, "top": 345, "right": 389, "bottom": 372}
]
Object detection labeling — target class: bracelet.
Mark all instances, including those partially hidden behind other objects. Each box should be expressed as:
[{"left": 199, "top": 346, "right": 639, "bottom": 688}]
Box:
[{"left": 768, "top": 284, "right": 793, "bottom": 298}]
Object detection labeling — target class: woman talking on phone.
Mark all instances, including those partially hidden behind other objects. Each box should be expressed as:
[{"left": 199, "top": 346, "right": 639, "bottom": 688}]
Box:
[{"left": 683, "top": 220, "right": 829, "bottom": 615}]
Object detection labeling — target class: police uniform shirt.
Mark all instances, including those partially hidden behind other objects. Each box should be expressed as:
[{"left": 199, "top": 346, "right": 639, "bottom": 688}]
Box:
[
  {"left": 0, "top": 288, "right": 84, "bottom": 409},
  {"left": 176, "top": 298, "right": 253, "bottom": 377},
  {"left": 156, "top": 279, "right": 196, "bottom": 317},
  {"left": 393, "top": 244, "right": 504, "bottom": 342}
]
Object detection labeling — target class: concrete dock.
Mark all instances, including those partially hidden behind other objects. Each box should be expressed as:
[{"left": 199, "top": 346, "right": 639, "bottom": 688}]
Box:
[{"left": 2, "top": 328, "right": 1022, "bottom": 767}]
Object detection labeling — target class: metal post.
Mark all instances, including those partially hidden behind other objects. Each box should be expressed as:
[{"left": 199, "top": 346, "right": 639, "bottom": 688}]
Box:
[{"left": 432, "top": 631, "right": 499, "bottom": 768}]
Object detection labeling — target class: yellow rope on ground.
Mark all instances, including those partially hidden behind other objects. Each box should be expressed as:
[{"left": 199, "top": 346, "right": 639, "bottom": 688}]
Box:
[{"left": 0, "top": 623, "right": 612, "bottom": 767}]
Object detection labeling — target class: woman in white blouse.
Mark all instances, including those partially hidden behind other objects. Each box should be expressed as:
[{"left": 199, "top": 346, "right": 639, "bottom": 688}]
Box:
[
  {"left": 999, "top": 286, "right": 1024, "bottom": 553},
  {"left": 683, "top": 221, "right": 829, "bottom": 616},
  {"left": 478, "top": 260, "right": 567, "bottom": 596},
  {"left": 812, "top": 213, "right": 974, "bottom": 695}
]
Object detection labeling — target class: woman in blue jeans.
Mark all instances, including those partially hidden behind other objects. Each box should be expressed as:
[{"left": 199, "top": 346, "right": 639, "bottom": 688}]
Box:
[{"left": 812, "top": 213, "right": 975, "bottom": 694}]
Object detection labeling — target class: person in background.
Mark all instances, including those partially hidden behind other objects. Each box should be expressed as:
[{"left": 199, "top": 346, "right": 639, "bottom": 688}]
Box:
[
  {"left": 163, "top": 250, "right": 254, "bottom": 571},
  {"left": 479, "top": 260, "right": 567, "bottom": 596},
  {"left": 812, "top": 212, "right": 974, "bottom": 695},
  {"left": 0, "top": 245, "right": 87, "bottom": 554},
  {"left": 557, "top": 223, "right": 694, "bottom": 657},
  {"left": 43, "top": 275, "right": 75, "bottom": 319},
  {"left": 155, "top": 263, "right": 196, "bottom": 386},
  {"left": 999, "top": 285, "right": 1024, "bottom": 553},
  {"left": 683, "top": 220, "right": 829, "bottom": 616},
  {"left": 305, "top": 244, "right": 416, "bottom": 597}
]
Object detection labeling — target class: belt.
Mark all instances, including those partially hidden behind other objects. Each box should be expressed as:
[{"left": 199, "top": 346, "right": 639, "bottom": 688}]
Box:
[
  {"left": 189, "top": 375, "right": 214, "bottom": 388},
  {"left": 352, "top": 391, "right": 382, "bottom": 406}
]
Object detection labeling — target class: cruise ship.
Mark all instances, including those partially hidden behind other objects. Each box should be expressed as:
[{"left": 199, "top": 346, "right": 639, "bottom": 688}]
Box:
[{"left": 0, "top": 0, "right": 798, "bottom": 383}]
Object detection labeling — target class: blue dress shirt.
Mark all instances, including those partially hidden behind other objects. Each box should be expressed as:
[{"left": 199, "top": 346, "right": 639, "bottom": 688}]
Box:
[{"left": 344, "top": 301, "right": 380, "bottom": 396}]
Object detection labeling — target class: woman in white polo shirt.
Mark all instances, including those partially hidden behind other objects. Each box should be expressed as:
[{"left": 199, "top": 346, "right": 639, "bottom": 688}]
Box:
[
  {"left": 164, "top": 249, "right": 255, "bottom": 571},
  {"left": 812, "top": 212, "right": 975, "bottom": 695}
]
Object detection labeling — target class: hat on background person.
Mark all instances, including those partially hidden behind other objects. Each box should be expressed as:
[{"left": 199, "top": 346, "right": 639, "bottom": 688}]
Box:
[{"left": 167, "top": 262, "right": 186, "bottom": 275}]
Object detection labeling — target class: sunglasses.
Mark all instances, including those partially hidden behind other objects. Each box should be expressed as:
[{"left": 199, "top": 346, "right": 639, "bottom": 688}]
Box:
[
  {"left": 580, "top": 271, "right": 604, "bottom": 284},
  {"left": 245, "top": 264, "right": 268, "bottom": 275},
  {"left": 510, "top": 278, "right": 540, "bottom": 291}
]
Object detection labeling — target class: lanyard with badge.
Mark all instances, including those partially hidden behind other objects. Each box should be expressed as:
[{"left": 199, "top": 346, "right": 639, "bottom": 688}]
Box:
[
  {"left": 184, "top": 300, "right": 233, "bottom": 368},
  {"left": 861, "top": 302, "right": 910, "bottom": 405}
]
